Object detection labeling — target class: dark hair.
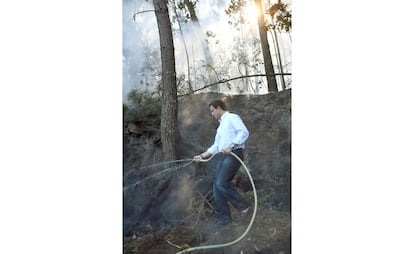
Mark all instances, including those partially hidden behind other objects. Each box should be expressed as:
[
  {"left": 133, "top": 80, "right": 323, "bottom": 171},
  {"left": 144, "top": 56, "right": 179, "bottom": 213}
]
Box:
[{"left": 208, "top": 100, "right": 226, "bottom": 110}]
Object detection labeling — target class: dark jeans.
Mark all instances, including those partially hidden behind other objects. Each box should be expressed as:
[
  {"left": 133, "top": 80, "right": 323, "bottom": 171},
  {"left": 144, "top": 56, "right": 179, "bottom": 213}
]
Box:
[{"left": 213, "top": 149, "right": 250, "bottom": 223}]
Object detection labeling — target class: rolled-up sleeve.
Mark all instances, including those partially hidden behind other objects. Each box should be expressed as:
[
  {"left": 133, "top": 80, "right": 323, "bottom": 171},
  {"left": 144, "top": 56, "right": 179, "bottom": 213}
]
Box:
[{"left": 231, "top": 114, "right": 249, "bottom": 145}]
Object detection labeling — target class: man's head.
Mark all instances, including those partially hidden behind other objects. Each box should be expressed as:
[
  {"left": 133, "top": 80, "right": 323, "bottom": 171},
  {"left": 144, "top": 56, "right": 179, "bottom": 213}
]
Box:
[{"left": 208, "top": 100, "right": 226, "bottom": 119}]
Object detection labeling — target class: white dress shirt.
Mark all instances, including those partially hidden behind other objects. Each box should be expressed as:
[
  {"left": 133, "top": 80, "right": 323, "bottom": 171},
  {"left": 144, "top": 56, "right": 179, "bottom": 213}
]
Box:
[{"left": 207, "top": 111, "right": 249, "bottom": 154}]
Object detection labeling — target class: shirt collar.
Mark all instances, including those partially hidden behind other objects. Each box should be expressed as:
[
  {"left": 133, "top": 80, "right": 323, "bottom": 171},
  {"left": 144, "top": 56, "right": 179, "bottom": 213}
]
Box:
[{"left": 218, "top": 111, "right": 229, "bottom": 122}]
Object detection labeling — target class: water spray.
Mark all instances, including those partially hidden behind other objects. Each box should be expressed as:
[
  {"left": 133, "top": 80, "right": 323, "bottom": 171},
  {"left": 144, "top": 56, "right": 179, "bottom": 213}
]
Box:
[{"left": 123, "top": 159, "right": 194, "bottom": 191}]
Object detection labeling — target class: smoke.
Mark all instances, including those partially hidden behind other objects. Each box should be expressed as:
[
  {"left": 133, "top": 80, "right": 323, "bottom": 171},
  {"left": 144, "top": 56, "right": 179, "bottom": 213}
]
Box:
[
  {"left": 123, "top": 0, "right": 159, "bottom": 100},
  {"left": 175, "top": 172, "right": 194, "bottom": 211},
  {"left": 123, "top": 0, "right": 292, "bottom": 101}
]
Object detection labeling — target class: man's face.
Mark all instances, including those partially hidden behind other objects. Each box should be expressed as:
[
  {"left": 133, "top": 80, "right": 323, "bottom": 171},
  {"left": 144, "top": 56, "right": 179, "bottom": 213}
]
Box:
[{"left": 209, "top": 106, "right": 221, "bottom": 119}]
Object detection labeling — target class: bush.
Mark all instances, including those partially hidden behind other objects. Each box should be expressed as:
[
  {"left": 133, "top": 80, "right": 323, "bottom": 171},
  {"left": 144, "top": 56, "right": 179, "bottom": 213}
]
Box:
[{"left": 123, "top": 90, "right": 161, "bottom": 128}]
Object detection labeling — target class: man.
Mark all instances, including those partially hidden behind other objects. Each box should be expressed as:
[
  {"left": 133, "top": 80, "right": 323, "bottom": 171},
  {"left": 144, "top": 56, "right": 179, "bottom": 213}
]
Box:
[{"left": 194, "top": 99, "right": 250, "bottom": 225}]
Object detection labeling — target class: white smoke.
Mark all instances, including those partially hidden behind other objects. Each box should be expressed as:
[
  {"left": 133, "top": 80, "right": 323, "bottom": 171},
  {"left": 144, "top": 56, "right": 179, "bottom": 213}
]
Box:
[{"left": 123, "top": 0, "right": 292, "bottom": 101}]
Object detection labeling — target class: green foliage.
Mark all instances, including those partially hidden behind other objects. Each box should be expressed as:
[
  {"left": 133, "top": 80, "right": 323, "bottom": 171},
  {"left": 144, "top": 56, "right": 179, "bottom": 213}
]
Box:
[
  {"left": 266, "top": 0, "right": 292, "bottom": 32},
  {"left": 225, "top": 0, "right": 247, "bottom": 27},
  {"left": 123, "top": 90, "right": 161, "bottom": 127},
  {"left": 225, "top": 0, "right": 291, "bottom": 32}
]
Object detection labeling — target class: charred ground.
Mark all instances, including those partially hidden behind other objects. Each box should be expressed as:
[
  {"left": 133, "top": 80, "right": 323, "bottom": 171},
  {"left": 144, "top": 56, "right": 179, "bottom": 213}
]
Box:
[{"left": 123, "top": 91, "right": 291, "bottom": 254}]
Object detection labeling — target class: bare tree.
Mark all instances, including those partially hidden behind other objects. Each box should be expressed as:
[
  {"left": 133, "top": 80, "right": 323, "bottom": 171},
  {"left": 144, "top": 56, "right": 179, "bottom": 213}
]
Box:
[
  {"left": 181, "top": 0, "right": 219, "bottom": 92},
  {"left": 153, "top": 0, "right": 178, "bottom": 161},
  {"left": 172, "top": 1, "right": 193, "bottom": 94}
]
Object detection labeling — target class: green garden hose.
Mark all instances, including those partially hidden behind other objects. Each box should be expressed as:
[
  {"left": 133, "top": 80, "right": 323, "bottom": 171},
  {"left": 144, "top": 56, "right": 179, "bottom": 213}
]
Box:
[{"left": 176, "top": 151, "right": 258, "bottom": 254}]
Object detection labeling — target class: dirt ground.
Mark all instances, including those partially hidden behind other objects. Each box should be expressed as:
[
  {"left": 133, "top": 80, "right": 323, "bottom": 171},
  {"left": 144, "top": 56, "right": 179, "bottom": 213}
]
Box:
[{"left": 123, "top": 203, "right": 291, "bottom": 254}]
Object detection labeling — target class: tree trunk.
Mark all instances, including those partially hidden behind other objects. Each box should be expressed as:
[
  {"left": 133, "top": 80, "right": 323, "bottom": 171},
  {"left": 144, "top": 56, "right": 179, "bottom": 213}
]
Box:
[
  {"left": 255, "top": 0, "right": 278, "bottom": 92},
  {"left": 154, "top": 0, "right": 178, "bottom": 161},
  {"left": 272, "top": 29, "right": 286, "bottom": 90}
]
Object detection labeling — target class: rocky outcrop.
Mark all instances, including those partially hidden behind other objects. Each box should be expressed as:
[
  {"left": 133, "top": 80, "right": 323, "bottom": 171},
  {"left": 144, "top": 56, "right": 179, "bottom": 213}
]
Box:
[{"left": 123, "top": 90, "right": 291, "bottom": 236}]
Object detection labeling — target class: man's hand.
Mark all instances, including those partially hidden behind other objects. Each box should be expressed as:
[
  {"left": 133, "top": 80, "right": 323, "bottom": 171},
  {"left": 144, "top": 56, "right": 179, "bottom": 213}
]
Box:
[
  {"left": 222, "top": 146, "right": 232, "bottom": 154},
  {"left": 193, "top": 155, "right": 203, "bottom": 162}
]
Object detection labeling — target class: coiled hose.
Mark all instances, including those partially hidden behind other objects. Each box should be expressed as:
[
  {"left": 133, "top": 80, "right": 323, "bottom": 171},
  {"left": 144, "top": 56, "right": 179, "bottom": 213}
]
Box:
[{"left": 176, "top": 151, "right": 258, "bottom": 254}]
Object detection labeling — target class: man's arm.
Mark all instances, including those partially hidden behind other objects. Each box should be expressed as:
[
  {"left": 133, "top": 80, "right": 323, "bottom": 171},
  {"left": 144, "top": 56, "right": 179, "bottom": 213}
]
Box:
[{"left": 230, "top": 114, "right": 249, "bottom": 147}]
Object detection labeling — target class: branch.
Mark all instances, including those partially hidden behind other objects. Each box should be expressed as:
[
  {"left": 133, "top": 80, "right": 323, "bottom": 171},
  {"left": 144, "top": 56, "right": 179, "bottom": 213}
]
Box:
[
  {"left": 179, "top": 73, "right": 292, "bottom": 96},
  {"left": 197, "top": 190, "right": 215, "bottom": 211},
  {"left": 132, "top": 10, "right": 155, "bottom": 21}
]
